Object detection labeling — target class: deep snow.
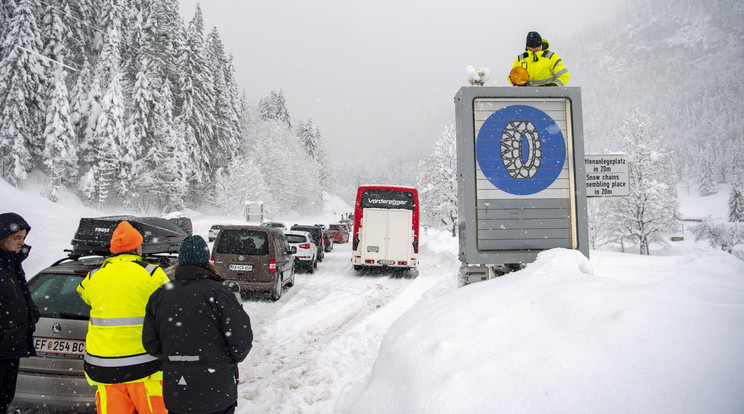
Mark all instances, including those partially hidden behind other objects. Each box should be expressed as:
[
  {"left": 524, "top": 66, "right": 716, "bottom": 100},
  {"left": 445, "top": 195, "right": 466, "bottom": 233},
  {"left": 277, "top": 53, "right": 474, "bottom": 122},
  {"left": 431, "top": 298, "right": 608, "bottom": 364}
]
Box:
[{"left": 2, "top": 177, "right": 743, "bottom": 414}]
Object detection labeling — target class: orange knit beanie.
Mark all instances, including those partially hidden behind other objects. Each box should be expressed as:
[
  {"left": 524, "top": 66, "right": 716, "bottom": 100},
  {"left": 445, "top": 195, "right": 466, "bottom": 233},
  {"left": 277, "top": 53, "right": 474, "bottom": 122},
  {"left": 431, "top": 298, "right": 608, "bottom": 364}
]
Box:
[{"left": 110, "top": 220, "right": 143, "bottom": 254}]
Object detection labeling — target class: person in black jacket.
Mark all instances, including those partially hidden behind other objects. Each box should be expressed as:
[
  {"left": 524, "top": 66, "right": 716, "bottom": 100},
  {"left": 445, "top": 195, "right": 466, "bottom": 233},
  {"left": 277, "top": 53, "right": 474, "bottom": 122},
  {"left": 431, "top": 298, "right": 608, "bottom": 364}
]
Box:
[
  {"left": 143, "top": 235, "right": 253, "bottom": 414},
  {"left": 0, "top": 212, "right": 39, "bottom": 412}
]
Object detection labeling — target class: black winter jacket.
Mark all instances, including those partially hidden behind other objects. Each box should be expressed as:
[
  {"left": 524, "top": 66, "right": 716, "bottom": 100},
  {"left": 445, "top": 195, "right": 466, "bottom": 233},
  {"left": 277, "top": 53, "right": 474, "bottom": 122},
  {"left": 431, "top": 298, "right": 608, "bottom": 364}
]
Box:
[
  {"left": 0, "top": 213, "right": 38, "bottom": 360},
  {"left": 143, "top": 264, "right": 253, "bottom": 413}
]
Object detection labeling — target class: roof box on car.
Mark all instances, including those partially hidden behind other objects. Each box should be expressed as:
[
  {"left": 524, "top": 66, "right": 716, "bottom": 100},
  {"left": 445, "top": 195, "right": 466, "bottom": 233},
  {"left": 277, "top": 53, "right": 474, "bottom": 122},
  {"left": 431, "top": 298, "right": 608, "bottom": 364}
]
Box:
[{"left": 71, "top": 216, "right": 188, "bottom": 256}]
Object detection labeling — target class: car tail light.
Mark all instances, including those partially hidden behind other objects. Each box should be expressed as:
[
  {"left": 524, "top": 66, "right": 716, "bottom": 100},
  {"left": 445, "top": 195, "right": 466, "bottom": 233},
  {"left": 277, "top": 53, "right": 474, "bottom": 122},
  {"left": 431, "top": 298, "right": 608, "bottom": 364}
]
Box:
[
  {"left": 73, "top": 269, "right": 89, "bottom": 274},
  {"left": 269, "top": 259, "right": 277, "bottom": 273},
  {"left": 210, "top": 256, "right": 215, "bottom": 264},
  {"left": 299, "top": 243, "right": 311, "bottom": 249}
]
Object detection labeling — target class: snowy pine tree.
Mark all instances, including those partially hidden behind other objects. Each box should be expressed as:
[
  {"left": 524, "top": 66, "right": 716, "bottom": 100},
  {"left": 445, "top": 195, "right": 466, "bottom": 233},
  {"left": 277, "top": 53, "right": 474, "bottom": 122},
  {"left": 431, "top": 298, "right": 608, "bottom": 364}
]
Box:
[
  {"left": 177, "top": 3, "right": 216, "bottom": 195},
  {"left": 416, "top": 124, "right": 458, "bottom": 236},
  {"left": 0, "top": 1, "right": 16, "bottom": 62},
  {"left": 140, "top": 77, "right": 189, "bottom": 212},
  {"left": 259, "top": 90, "right": 292, "bottom": 128},
  {"left": 69, "top": 59, "right": 91, "bottom": 141},
  {"left": 206, "top": 27, "right": 240, "bottom": 173},
  {"left": 40, "top": 0, "right": 70, "bottom": 81},
  {"left": 607, "top": 108, "right": 679, "bottom": 255},
  {"left": 247, "top": 119, "right": 322, "bottom": 215},
  {"left": 297, "top": 117, "right": 321, "bottom": 161},
  {"left": 698, "top": 144, "right": 718, "bottom": 196},
  {"left": 730, "top": 182, "right": 744, "bottom": 223},
  {"left": 43, "top": 68, "right": 78, "bottom": 201},
  {"left": 87, "top": 67, "right": 126, "bottom": 209},
  {"left": 0, "top": 0, "right": 46, "bottom": 184}
]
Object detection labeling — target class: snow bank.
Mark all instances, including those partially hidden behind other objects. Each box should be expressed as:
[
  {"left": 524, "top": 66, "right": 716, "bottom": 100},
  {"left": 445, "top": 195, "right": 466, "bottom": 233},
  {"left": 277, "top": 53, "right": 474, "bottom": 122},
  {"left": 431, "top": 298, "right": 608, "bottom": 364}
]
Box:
[{"left": 343, "top": 248, "right": 744, "bottom": 414}]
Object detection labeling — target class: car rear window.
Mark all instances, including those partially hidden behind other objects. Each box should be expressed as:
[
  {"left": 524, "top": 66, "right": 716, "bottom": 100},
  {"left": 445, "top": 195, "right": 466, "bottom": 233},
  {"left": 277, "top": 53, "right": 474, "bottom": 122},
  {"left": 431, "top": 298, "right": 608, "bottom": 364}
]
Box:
[
  {"left": 216, "top": 229, "right": 269, "bottom": 256},
  {"left": 291, "top": 226, "right": 320, "bottom": 242},
  {"left": 286, "top": 234, "right": 307, "bottom": 244},
  {"left": 29, "top": 273, "right": 90, "bottom": 320}
]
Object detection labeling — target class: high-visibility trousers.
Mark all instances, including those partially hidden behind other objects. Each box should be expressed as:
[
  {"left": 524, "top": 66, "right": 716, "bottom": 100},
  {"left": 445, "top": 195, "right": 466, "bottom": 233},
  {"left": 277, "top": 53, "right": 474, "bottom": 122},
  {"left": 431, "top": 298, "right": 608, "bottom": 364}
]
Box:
[{"left": 95, "top": 375, "right": 166, "bottom": 414}]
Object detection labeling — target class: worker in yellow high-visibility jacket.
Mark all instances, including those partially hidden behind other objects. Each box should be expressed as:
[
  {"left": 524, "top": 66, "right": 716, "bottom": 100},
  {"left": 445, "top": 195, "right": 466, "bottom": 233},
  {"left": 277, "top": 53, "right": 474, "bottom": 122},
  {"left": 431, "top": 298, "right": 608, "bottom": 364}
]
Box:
[
  {"left": 509, "top": 31, "right": 570, "bottom": 87},
  {"left": 77, "top": 221, "right": 170, "bottom": 414}
]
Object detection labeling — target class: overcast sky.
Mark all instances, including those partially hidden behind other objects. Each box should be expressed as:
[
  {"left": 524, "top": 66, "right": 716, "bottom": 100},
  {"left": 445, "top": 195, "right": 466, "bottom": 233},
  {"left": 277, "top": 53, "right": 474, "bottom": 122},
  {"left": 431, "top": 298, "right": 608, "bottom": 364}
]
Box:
[{"left": 178, "top": 0, "right": 623, "bottom": 165}]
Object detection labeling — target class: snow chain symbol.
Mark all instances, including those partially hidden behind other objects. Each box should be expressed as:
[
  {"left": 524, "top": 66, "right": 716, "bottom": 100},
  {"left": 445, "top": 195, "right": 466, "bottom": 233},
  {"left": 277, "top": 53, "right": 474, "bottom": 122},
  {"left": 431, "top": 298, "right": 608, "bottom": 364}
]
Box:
[
  {"left": 475, "top": 104, "right": 566, "bottom": 196},
  {"left": 500, "top": 121, "right": 542, "bottom": 179}
]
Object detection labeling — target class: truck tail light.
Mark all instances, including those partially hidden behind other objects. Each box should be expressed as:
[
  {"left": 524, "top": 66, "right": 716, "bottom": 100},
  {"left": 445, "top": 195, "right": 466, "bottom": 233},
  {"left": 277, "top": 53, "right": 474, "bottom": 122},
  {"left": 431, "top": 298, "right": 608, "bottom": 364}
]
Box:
[
  {"left": 412, "top": 239, "right": 419, "bottom": 254},
  {"left": 353, "top": 237, "right": 359, "bottom": 251},
  {"left": 269, "top": 260, "right": 277, "bottom": 273}
]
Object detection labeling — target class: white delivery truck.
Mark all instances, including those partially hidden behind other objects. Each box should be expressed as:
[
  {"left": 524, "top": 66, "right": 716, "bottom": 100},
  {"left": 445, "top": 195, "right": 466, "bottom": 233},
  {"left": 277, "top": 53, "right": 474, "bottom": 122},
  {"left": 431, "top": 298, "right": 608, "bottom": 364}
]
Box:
[{"left": 351, "top": 185, "right": 419, "bottom": 271}]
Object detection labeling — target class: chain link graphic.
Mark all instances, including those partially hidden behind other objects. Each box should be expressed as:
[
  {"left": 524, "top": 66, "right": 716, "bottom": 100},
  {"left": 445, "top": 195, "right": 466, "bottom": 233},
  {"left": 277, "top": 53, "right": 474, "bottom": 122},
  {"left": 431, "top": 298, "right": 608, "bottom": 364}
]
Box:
[{"left": 500, "top": 121, "right": 542, "bottom": 179}]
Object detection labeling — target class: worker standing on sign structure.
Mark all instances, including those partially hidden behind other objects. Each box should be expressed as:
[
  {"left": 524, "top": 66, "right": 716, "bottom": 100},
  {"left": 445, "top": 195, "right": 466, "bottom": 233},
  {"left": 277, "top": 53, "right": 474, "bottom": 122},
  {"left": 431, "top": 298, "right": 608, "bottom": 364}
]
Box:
[{"left": 509, "top": 31, "right": 570, "bottom": 87}]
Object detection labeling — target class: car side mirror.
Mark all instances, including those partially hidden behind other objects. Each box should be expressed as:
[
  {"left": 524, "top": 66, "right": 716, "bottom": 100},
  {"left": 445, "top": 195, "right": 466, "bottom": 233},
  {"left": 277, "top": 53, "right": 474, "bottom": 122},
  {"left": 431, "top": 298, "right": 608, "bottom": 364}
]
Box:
[
  {"left": 290, "top": 246, "right": 297, "bottom": 254},
  {"left": 223, "top": 280, "right": 242, "bottom": 302}
]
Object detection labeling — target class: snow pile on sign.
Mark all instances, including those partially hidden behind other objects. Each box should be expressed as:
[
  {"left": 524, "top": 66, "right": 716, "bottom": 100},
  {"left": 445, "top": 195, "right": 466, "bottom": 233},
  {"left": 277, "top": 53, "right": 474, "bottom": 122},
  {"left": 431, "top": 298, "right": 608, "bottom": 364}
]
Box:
[{"left": 343, "top": 248, "right": 744, "bottom": 414}]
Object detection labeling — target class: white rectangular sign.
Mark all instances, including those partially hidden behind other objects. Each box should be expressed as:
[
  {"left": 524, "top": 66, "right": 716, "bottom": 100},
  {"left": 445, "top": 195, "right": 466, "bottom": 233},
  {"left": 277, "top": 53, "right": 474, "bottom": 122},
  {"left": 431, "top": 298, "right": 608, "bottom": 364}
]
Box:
[{"left": 585, "top": 155, "right": 629, "bottom": 197}]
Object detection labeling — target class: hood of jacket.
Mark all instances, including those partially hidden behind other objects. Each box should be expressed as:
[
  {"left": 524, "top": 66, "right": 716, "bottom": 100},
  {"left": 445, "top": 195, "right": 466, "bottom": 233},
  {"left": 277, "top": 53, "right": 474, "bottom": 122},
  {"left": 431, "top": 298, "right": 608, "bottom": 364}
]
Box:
[{"left": 0, "top": 212, "right": 31, "bottom": 241}]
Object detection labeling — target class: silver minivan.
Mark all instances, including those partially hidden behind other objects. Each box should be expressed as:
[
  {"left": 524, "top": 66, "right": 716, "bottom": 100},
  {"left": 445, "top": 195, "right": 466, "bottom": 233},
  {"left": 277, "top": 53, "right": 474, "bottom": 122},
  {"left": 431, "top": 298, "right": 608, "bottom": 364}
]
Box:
[
  {"left": 11, "top": 253, "right": 179, "bottom": 412},
  {"left": 11, "top": 258, "right": 97, "bottom": 412}
]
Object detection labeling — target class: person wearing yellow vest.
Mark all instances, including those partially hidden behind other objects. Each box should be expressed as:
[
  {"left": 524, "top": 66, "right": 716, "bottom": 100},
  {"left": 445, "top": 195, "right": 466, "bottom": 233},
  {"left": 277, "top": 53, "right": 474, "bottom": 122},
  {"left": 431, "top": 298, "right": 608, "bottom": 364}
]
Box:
[
  {"left": 509, "top": 31, "right": 570, "bottom": 87},
  {"left": 77, "top": 221, "right": 170, "bottom": 414}
]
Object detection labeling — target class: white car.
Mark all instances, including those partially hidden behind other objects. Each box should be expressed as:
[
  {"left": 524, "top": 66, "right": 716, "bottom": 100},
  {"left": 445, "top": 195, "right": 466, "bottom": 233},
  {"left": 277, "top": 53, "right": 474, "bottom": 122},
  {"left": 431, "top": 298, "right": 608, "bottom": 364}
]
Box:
[
  {"left": 284, "top": 230, "right": 318, "bottom": 273},
  {"left": 208, "top": 224, "right": 222, "bottom": 242}
]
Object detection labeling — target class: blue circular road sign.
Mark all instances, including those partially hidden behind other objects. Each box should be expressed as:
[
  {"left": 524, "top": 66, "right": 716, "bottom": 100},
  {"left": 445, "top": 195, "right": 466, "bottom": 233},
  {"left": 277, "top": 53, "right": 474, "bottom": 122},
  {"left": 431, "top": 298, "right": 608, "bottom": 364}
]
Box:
[{"left": 476, "top": 105, "right": 566, "bottom": 195}]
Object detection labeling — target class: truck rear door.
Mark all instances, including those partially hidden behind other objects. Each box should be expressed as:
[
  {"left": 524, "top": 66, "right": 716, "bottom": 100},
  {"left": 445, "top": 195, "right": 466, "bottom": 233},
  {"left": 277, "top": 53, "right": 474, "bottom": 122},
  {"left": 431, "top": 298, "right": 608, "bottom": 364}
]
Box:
[{"left": 385, "top": 209, "right": 413, "bottom": 262}]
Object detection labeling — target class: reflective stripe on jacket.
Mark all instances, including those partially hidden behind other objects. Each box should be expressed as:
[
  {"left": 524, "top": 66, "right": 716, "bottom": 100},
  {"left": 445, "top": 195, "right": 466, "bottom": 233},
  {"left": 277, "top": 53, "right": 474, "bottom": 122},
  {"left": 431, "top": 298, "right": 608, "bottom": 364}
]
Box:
[
  {"left": 509, "top": 39, "right": 570, "bottom": 86},
  {"left": 77, "top": 253, "right": 170, "bottom": 384}
]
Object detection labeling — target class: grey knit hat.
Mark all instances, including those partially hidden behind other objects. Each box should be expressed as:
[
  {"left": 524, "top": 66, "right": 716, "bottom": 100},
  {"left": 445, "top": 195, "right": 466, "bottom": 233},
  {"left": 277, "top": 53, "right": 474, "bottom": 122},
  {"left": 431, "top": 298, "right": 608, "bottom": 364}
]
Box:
[{"left": 178, "top": 235, "right": 211, "bottom": 266}]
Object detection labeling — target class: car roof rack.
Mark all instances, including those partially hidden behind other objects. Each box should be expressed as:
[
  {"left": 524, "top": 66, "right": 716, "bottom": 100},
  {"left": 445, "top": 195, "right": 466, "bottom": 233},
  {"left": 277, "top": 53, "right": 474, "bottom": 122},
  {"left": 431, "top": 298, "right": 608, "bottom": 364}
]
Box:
[{"left": 70, "top": 216, "right": 188, "bottom": 257}]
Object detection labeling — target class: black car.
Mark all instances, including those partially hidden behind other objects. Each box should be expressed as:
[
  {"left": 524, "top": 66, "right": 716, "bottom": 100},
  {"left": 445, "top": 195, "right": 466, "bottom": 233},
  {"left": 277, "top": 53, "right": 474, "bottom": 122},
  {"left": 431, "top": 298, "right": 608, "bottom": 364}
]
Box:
[{"left": 289, "top": 224, "right": 325, "bottom": 262}]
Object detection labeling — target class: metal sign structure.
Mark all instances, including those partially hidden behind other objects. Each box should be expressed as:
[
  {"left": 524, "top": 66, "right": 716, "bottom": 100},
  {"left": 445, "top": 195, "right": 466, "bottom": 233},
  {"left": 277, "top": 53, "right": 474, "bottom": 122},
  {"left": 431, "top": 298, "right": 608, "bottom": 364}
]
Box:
[{"left": 454, "top": 87, "right": 589, "bottom": 277}]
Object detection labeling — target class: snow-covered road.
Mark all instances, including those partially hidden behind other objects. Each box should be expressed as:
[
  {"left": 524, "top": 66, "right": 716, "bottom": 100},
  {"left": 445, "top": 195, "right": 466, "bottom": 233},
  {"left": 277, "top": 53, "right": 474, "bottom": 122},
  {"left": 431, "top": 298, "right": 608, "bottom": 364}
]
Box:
[{"left": 234, "top": 234, "right": 459, "bottom": 413}]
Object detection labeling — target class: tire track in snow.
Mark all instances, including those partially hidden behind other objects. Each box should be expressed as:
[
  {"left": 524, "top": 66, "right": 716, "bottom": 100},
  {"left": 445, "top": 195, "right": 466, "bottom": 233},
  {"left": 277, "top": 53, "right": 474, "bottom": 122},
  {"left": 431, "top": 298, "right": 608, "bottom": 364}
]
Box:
[{"left": 235, "top": 233, "right": 459, "bottom": 413}]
